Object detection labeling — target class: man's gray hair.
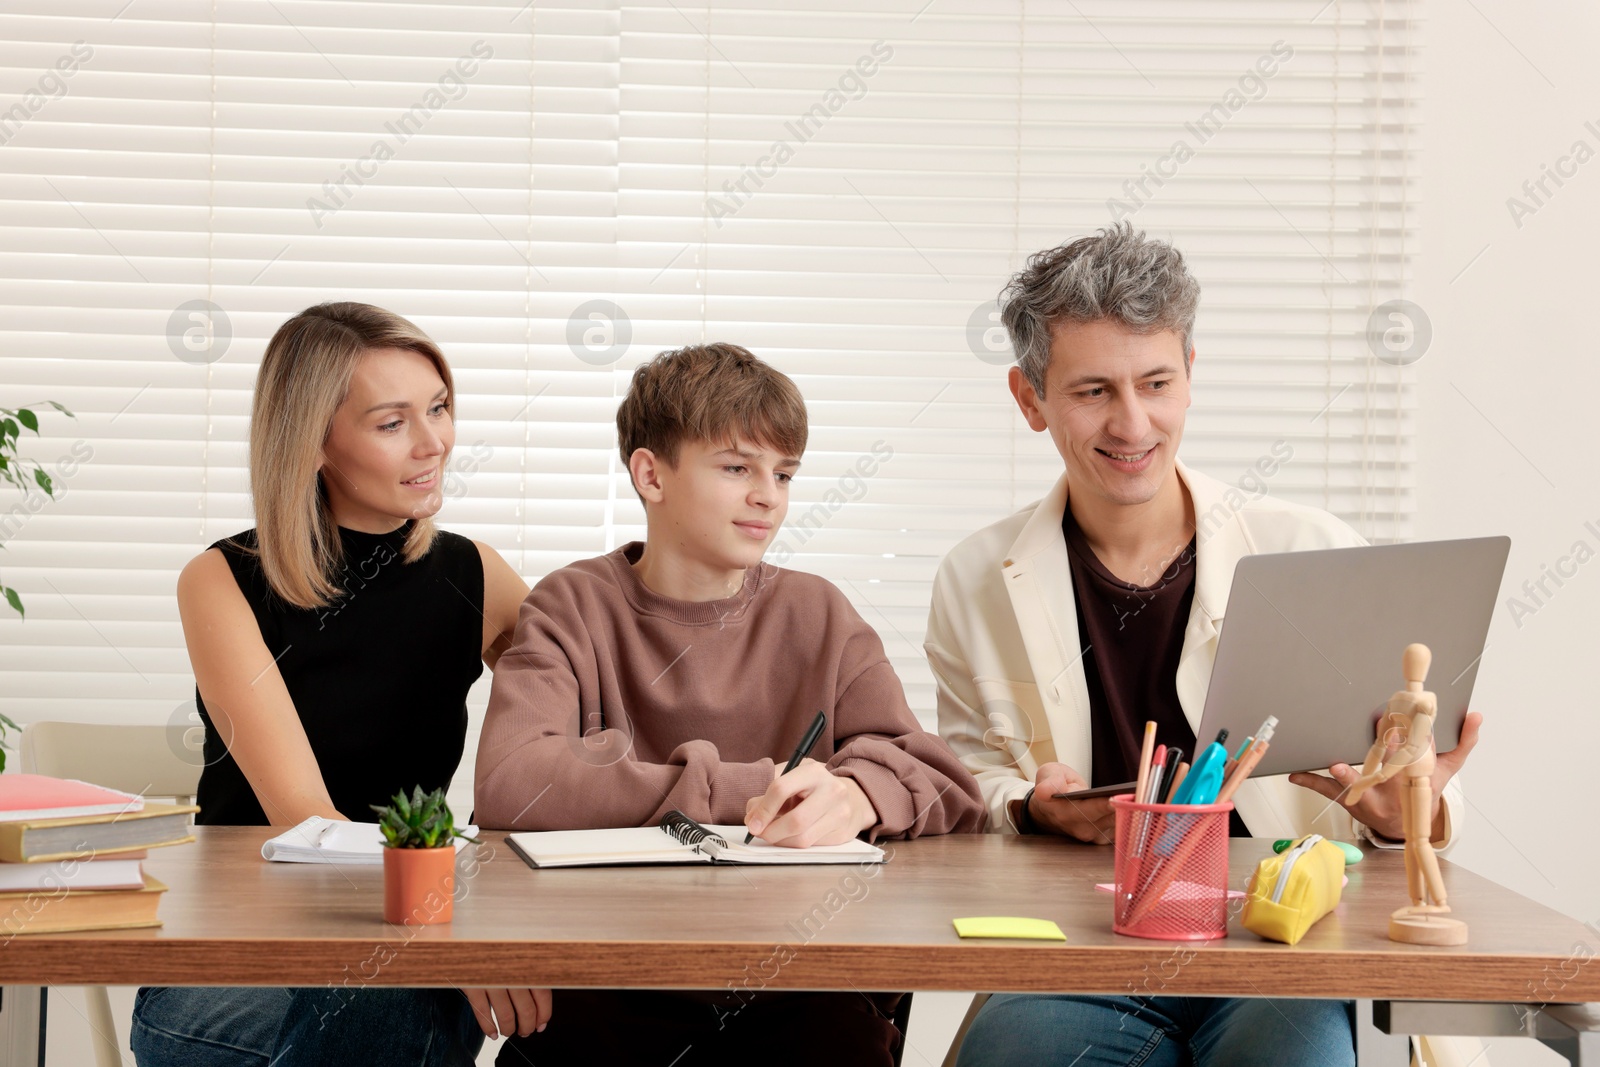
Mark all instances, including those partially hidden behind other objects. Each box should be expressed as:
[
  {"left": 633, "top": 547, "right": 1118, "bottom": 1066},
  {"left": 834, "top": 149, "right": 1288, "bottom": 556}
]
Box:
[{"left": 1000, "top": 222, "right": 1201, "bottom": 397}]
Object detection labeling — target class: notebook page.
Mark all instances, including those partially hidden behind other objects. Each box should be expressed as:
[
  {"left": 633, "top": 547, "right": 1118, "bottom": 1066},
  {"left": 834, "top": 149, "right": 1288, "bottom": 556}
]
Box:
[
  {"left": 505, "top": 826, "right": 704, "bottom": 868},
  {"left": 261, "top": 817, "right": 480, "bottom": 864},
  {"left": 700, "top": 826, "right": 884, "bottom": 865}
]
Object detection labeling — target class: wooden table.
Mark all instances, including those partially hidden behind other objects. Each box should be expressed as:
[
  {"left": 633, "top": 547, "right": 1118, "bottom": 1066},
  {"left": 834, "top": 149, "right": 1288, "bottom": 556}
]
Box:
[{"left": 2, "top": 827, "right": 1595, "bottom": 1007}]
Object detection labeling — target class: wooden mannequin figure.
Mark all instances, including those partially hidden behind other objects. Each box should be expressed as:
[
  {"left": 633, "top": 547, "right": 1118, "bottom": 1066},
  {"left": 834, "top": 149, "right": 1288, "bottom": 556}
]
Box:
[{"left": 1346, "top": 643, "right": 1468, "bottom": 945}]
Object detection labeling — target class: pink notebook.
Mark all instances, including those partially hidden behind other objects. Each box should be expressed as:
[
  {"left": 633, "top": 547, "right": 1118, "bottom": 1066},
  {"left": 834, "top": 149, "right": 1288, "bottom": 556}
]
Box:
[{"left": 0, "top": 775, "right": 145, "bottom": 822}]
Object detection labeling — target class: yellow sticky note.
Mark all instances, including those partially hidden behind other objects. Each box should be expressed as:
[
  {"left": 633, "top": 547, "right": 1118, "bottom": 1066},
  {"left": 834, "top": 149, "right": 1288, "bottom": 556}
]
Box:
[{"left": 952, "top": 916, "right": 1067, "bottom": 941}]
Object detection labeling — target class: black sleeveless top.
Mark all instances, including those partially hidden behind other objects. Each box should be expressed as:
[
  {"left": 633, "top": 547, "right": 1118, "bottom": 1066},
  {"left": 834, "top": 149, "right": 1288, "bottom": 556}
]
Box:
[{"left": 194, "top": 521, "right": 486, "bottom": 826}]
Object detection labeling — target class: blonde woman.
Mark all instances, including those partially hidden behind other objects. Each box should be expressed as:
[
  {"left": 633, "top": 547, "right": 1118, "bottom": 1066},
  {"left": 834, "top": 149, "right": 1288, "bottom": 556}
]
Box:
[{"left": 131, "top": 303, "right": 548, "bottom": 1067}]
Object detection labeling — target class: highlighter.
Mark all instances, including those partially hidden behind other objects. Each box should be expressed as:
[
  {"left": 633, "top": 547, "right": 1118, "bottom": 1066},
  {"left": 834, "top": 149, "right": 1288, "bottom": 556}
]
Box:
[
  {"left": 1170, "top": 740, "right": 1228, "bottom": 806},
  {"left": 1152, "top": 739, "right": 1229, "bottom": 858}
]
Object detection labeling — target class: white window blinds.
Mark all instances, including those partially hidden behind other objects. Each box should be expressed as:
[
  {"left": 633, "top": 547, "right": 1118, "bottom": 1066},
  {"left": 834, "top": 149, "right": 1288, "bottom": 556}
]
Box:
[{"left": 0, "top": 2, "right": 1421, "bottom": 799}]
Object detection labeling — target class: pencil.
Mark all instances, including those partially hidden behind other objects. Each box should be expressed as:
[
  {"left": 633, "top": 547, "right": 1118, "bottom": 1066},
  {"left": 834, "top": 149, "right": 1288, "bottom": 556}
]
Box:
[
  {"left": 1124, "top": 723, "right": 1163, "bottom": 898},
  {"left": 1221, "top": 736, "right": 1253, "bottom": 782},
  {"left": 1216, "top": 740, "right": 1270, "bottom": 804},
  {"left": 1133, "top": 722, "right": 1157, "bottom": 806},
  {"left": 1165, "top": 761, "right": 1189, "bottom": 802}
]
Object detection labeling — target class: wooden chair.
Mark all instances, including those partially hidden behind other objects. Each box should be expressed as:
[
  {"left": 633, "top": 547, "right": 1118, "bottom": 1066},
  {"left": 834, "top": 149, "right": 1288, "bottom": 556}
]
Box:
[{"left": 19, "top": 720, "right": 202, "bottom": 1067}]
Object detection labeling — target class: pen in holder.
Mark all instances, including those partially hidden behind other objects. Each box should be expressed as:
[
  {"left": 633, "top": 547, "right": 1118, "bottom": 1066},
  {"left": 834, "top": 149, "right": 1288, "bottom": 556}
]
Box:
[{"left": 1111, "top": 795, "right": 1233, "bottom": 941}]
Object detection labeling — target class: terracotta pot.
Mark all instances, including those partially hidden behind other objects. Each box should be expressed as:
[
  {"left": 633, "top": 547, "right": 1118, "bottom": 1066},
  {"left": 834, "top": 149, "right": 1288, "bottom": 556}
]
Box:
[{"left": 382, "top": 845, "right": 456, "bottom": 925}]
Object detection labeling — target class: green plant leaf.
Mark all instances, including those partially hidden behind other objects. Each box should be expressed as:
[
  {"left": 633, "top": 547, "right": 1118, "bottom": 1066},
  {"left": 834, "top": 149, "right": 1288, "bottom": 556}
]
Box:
[
  {"left": 43, "top": 401, "right": 74, "bottom": 418},
  {"left": 0, "top": 709, "right": 17, "bottom": 761},
  {"left": 15, "top": 409, "right": 37, "bottom": 433},
  {"left": 1, "top": 419, "right": 16, "bottom": 446},
  {"left": 3, "top": 585, "right": 22, "bottom": 618},
  {"left": 33, "top": 468, "right": 52, "bottom": 496},
  {"left": 370, "top": 786, "right": 463, "bottom": 848}
]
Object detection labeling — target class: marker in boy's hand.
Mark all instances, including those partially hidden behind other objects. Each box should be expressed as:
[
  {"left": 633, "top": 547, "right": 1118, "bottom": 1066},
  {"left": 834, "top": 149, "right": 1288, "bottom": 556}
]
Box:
[
  {"left": 744, "top": 759, "right": 879, "bottom": 848},
  {"left": 745, "top": 707, "right": 830, "bottom": 843}
]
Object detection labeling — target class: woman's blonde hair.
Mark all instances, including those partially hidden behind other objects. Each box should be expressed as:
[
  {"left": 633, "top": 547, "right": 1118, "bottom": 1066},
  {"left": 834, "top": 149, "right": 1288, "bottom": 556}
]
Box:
[{"left": 243, "top": 302, "right": 454, "bottom": 609}]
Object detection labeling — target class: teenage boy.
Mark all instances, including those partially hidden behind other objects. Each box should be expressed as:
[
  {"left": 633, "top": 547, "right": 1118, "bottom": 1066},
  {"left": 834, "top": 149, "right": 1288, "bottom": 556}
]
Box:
[
  {"left": 928, "top": 224, "right": 1483, "bottom": 1067},
  {"left": 476, "top": 342, "right": 985, "bottom": 1066}
]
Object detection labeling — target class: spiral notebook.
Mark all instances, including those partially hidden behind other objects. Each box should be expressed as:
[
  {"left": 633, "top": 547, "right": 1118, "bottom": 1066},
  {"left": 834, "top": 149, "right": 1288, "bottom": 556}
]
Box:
[{"left": 506, "top": 810, "right": 885, "bottom": 869}]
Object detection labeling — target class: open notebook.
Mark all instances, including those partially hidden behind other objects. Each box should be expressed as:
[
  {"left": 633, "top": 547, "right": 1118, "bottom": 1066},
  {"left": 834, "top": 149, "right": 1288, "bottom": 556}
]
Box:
[{"left": 507, "top": 810, "right": 885, "bottom": 869}]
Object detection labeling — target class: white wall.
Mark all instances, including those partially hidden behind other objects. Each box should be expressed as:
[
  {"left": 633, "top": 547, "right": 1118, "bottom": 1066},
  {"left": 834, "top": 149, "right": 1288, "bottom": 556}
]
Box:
[
  {"left": 1417, "top": 0, "right": 1600, "bottom": 927},
  {"left": 1413, "top": 1, "right": 1600, "bottom": 1063}
]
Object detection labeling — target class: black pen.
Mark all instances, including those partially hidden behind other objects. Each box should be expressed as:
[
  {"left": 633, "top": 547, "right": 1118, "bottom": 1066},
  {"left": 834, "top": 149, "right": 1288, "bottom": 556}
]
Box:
[
  {"left": 746, "top": 709, "right": 828, "bottom": 843},
  {"left": 1156, "top": 746, "right": 1183, "bottom": 804}
]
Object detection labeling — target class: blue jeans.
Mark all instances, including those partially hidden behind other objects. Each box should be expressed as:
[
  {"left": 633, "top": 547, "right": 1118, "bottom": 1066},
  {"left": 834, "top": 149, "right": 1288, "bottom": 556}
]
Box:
[
  {"left": 955, "top": 994, "right": 1355, "bottom": 1067},
  {"left": 130, "top": 985, "right": 484, "bottom": 1067}
]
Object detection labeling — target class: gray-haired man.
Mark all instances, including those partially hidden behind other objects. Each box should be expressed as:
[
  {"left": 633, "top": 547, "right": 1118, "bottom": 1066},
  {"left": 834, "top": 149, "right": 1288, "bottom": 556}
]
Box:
[{"left": 928, "top": 223, "right": 1481, "bottom": 1066}]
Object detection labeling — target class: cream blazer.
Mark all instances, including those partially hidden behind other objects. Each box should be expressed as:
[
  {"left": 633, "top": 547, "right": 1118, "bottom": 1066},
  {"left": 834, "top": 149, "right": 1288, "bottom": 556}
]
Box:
[{"left": 926, "top": 461, "right": 1462, "bottom": 848}]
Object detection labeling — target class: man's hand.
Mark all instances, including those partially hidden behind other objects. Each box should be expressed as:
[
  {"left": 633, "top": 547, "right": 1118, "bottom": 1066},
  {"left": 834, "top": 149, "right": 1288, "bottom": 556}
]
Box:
[
  {"left": 1289, "top": 711, "right": 1482, "bottom": 841},
  {"left": 1024, "top": 762, "right": 1117, "bottom": 844},
  {"left": 464, "top": 987, "right": 553, "bottom": 1039},
  {"left": 744, "top": 759, "right": 878, "bottom": 847}
]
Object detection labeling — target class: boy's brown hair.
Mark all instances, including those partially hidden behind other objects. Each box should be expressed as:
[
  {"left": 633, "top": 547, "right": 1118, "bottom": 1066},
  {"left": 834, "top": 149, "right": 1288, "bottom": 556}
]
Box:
[{"left": 616, "top": 342, "right": 808, "bottom": 467}]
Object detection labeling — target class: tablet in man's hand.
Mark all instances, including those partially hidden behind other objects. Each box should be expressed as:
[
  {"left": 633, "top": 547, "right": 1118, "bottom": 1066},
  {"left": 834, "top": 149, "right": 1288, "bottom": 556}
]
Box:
[{"left": 1052, "top": 780, "right": 1136, "bottom": 801}]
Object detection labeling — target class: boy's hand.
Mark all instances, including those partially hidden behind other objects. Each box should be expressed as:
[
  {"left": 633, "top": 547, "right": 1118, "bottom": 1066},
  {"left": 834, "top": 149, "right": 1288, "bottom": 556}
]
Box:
[
  {"left": 743, "top": 758, "right": 878, "bottom": 847},
  {"left": 464, "top": 987, "right": 552, "bottom": 1039}
]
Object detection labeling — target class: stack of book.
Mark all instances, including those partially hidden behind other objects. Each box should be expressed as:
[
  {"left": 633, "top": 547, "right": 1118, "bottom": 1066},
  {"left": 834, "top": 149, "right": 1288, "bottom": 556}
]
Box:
[{"left": 0, "top": 774, "right": 198, "bottom": 934}]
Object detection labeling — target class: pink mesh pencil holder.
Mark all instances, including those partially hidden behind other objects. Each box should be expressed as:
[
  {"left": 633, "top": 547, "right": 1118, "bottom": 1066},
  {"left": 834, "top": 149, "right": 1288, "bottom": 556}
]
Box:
[{"left": 1110, "top": 795, "right": 1233, "bottom": 940}]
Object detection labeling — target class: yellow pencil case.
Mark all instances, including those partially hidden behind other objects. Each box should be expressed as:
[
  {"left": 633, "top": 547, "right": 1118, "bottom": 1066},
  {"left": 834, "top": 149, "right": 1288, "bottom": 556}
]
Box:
[{"left": 1241, "top": 834, "right": 1344, "bottom": 945}]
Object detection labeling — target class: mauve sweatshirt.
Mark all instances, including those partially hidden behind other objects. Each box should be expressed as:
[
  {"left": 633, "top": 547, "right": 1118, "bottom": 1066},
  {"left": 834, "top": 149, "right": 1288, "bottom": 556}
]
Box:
[{"left": 474, "top": 542, "right": 984, "bottom": 839}]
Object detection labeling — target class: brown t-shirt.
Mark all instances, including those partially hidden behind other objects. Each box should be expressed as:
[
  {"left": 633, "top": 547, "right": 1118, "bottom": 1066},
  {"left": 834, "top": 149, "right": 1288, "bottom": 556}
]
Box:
[
  {"left": 475, "top": 542, "right": 985, "bottom": 840},
  {"left": 1063, "top": 508, "right": 1197, "bottom": 786},
  {"left": 1062, "top": 510, "right": 1250, "bottom": 836},
  {"left": 1068, "top": 511, "right": 1254, "bottom": 838}
]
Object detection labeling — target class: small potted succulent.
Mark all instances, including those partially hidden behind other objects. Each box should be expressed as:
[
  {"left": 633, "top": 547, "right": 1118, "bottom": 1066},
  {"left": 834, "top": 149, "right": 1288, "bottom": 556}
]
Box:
[{"left": 371, "top": 786, "right": 478, "bottom": 925}]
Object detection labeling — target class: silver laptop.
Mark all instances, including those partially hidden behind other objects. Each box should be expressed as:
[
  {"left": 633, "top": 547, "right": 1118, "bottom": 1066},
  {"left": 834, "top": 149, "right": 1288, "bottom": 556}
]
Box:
[{"left": 1198, "top": 536, "right": 1510, "bottom": 777}]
